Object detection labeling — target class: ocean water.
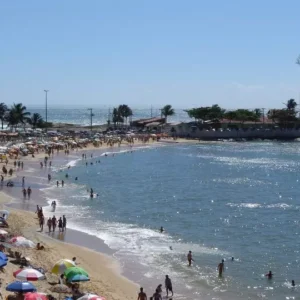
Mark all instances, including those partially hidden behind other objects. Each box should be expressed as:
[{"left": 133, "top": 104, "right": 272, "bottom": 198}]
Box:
[
  {"left": 41, "top": 142, "right": 300, "bottom": 299},
  {"left": 29, "top": 107, "right": 190, "bottom": 126}
]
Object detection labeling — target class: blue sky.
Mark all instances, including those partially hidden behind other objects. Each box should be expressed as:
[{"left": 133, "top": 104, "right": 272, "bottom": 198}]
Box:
[{"left": 1, "top": 0, "right": 300, "bottom": 109}]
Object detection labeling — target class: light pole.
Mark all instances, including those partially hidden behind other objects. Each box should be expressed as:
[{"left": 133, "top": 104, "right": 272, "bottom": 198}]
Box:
[
  {"left": 44, "top": 90, "right": 49, "bottom": 131},
  {"left": 88, "top": 108, "right": 94, "bottom": 132}
]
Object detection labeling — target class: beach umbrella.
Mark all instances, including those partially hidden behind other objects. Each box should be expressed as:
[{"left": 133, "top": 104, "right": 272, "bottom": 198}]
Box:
[
  {"left": 0, "top": 229, "right": 8, "bottom": 235},
  {"left": 13, "top": 268, "right": 46, "bottom": 281},
  {"left": 10, "top": 237, "right": 35, "bottom": 248},
  {"left": 0, "top": 251, "right": 8, "bottom": 261},
  {"left": 78, "top": 294, "right": 106, "bottom": 300},
  {"left": 66, "top": 274, "right": 89, "bottom": 282},
  {"left": 6, "top": 281, "right": 37, "bottom": 292},
  {"left": 0, "top": 258, "right": 7, "bottom": 268},
  {"left": 51, "top": 259, "right": 76, "bottom": 275},
  {"left": 24, "top": 293, "right": 47, "bottom": 300},
  {"left": 64, "top": 267, "right": 88, "bottom": 279}
]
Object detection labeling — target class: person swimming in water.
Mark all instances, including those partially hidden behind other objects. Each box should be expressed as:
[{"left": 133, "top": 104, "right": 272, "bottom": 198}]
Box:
[
  {"left": 160, "top": 226, "right": 164, "bottom": 233},
  {"left": 265, "top": 271, "right": 273, "bottom": 279}
]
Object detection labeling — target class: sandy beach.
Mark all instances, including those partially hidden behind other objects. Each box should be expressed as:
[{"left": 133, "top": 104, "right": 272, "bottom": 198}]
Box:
[{"left": 0, "top": 195, "right": 139, "bottom": 300}]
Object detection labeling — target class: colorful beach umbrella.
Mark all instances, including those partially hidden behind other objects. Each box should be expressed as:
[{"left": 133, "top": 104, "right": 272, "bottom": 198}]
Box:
[
  {"left": 66, "top": 274, "right": 89, "bottom": 282},
  {"left": 6, "top": 281, "right": 37, "bottom": 292},
  {"left": 13, "top": 268, "right": 46, "bottom": 281},
  {"left": 51, "top": 259, "right": 76, "bottom": 275},
  {"left": 0, "top": 229, "right": 8, "bottom": 235},
  {"left": 10, "top": 237, "right": 35, "bottom": 248},
  {"left": 0, "top": 251, "right": 8, "bottom": 261},
  {"left": 0, "top": 258, "right": 7, "bottom": 268},
  {"left": 64, "top": 266, "right": 89, "bottom": 282},
  {"left": 24, "top": 293, "right": 47, "bottom": 300},
  {"left": 78, "top": 294, "right": 106, "bottom": 300}
]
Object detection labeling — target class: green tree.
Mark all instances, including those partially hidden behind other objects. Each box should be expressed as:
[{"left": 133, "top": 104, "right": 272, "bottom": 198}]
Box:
[
  {"left": 27, "top": 113, "right": 44, "bottom": 129},
  {"left": 0, "top": 103, "right": 8, "bottom": 130},
  {"left": 118, "top": 104, "right": 133, "bottom": 125},
  {"left": 223, "top": 111, "right": 237, "bottom": 123},
  {"left": 161, "top": 105, "right": 175, "bottom": 123},
  {"left": 6, "top": 103, "right": 31, "bottom": 130},
  {"left": 285, "top": 99, "right": 297, "bottom": 111},
  {"left": 186, "top": 105, "right": 225, "bottom": 122},
  {"left": 112, "top": 107, "right": 123, "bottom": 127}
]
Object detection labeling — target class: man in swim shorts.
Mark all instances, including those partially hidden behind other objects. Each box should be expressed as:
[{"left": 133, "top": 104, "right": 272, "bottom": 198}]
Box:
[{"left": 137, "top": 287, "right": 147, "bottom": 300}]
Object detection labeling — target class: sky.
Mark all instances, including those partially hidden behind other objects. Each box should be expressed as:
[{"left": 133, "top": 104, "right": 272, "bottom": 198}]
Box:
[{"left": 1, "top": 0, "right": 300, "bottom": 109}]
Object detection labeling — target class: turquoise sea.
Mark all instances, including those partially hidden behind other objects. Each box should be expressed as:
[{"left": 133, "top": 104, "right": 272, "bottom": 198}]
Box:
[{"left": 34, "top": 142, "right": 300, "bottom": 299}]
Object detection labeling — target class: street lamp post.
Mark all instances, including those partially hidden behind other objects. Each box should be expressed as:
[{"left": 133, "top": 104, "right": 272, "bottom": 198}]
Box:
[
  {"left": 88, "top": 108, "right": 93, "bottom": 132},
  {"left": 44, "top": 90, "right": 49, "bottom": 131}
]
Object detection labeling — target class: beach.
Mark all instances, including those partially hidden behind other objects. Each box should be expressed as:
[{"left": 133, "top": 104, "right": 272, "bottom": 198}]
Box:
[
  {"left": 0, "top": 137, "right": 200, "bottom": 300},
  {"left": 0, "top": 194, "right": 138, "bottom": 300}
]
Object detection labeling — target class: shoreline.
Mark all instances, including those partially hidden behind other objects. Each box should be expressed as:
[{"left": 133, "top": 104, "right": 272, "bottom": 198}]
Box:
[
  {"left": 0, "top": 139, "right": 207, "bottom": 299},
  {"left": 0, "top": 140, "right": 175, "bottom": 299}
]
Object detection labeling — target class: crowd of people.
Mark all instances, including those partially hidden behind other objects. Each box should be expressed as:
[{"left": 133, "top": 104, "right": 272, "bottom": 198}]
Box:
[{"left": 36, "top": 205, "right": 67, "bottom": 233}]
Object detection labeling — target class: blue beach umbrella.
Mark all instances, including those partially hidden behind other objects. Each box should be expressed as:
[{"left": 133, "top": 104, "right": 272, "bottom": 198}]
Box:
[
  {"left": 6, "top": 281, "right": 37, "bottom": 292},
  {"left": 0, "top": 251, "right": 8, "bottom": 261},
  {"left": 0, "top": 258, "right": 7, "bottom": 268},
  {"left": 67, "top": 274, "right": 90, "bottom": 283}
]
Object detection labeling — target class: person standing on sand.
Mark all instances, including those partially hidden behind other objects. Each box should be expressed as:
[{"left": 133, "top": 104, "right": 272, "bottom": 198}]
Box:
[
  {"left": 52, "top": 216, "right": 57, "bottom": 232},
  {"left": 218, "top": 259, "right": 225, "bottom": 276},
  {"left": 22, "top": 177, "right": 25, "bottom": 187},
  {"left": 137, "top": 287, "right": 147, "bottom": 300},
  {"left": 47, "top": 217, "right": 52, "bottom": 232}
]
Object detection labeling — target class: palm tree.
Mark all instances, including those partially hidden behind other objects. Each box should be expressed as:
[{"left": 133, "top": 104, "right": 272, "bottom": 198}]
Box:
[
  {"left": 0, "top": 103, "right": 7, "bottom": 130},
  {"left": 112, "top": 107, "right": 123, "bottom": 127},
  {"left": 6, "top": 103, "right": 30, "bottom": 130},
  {"left": 27, "top": 113, "right": 44, "bottom": 129},
  {"left": 285, "top": 99, "right": 297, "bottom": 110},
  {"left": 161, "top": 105, "right": 175, "bottom": 123}
]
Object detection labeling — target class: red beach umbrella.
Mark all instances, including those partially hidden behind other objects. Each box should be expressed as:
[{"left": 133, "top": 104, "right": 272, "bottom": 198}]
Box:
[
  {"left": 24, "top": 292, "right": 47, "bottom": 300},
  {"left": 13, "top": 268, "right": 45, "bottom": 281}
]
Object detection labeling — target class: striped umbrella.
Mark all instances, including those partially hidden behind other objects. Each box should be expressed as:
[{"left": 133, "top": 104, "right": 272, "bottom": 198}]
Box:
[
  {"left": 10, "top": 237, "right": 35, "bottom": 248},
  {"left": 13, "top": 268, "right": 46, "bottom": 281},
  {"left": 51, "top": 259, "right": 76, "bottom": 275},
  {"left": 24, "top": 293, "right": 47, "bottom": 300},
  {"left": 78, "top": 294, "right": 106, "bottom": 300},
  {"left": 6, "top": 281, "right": 37, "bottom": 292}
]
